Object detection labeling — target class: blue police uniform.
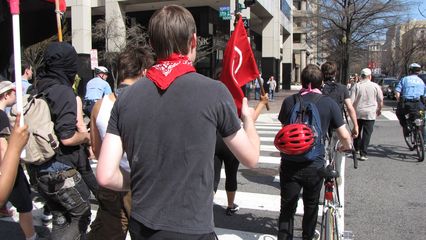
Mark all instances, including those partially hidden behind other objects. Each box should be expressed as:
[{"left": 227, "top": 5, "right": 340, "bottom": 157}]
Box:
[{"left": 395, "top": 74, "right": 426, "bottom": 136}]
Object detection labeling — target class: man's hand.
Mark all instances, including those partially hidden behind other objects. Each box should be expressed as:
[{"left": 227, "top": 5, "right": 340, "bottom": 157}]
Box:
[
  {"left": 9, "top": 114, "right": 29, "bottom": 153},
  {"left": 351, "top": 127, "right": 359, "bottom": 138},
  {"left": 376, "top": 109, "right": 382, "bottom": 116},
  {"left": 241, "top": 97, "right": 256, "bottom": 123}
]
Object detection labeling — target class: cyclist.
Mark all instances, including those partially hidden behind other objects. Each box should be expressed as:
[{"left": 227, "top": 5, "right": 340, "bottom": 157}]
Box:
[
  {"left": 395, "top": 63, "right": 426, "bottom": 138},
  {"left": 84, "top": 66, "right": 112, "bottom": 117},
  {"left": 277, "top": 64, "right": 352, "bottom": 240}
]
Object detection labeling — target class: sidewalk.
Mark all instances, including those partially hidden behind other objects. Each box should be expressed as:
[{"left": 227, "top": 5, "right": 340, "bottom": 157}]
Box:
[{"left": 248, "top": 85, "right": 301, "bottom": 123}]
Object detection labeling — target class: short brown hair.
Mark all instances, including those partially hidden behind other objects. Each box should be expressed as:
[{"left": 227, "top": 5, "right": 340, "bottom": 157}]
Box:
[
  {"left": 117, "top": 46, "right": 155, "bottom": 83},
  {"left": 148, "top": 5, "right": 196, "bottom": 59},
  {"left": 321, "top": 61, "right": 337, "bottom": 81},
  {"left": 301, "top": 64, "right": 323, "bottom": 89}
]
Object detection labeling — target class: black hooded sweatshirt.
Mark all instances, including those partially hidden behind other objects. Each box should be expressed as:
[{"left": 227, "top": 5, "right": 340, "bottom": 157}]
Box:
[{"left": 35, "top": 42, "right": 87, "bottom": 168}]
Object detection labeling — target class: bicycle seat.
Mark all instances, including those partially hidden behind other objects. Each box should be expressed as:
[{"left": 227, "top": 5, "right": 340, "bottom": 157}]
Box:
[{"left": 318, "top": 165, "right": 340, "bottom": 178}]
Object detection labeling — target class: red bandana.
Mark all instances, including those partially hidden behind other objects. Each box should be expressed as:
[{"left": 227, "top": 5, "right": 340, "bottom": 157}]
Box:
[{"left": 146, "top": 53, "right": 196, "bottom": 90}]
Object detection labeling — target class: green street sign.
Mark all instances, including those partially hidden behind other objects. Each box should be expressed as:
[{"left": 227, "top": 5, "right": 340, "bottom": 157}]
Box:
[{"left": 219, "top": 6, "right": 231, "bottom": 20}]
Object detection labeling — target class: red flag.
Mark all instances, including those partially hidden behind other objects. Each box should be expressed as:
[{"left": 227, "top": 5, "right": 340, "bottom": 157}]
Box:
[
  {"left": 7, "top": 0, "right": 19, "bottom": 14},
  {"left": 220, "top": 17, "right": 259, "bottom": 116},
  {"left": 45, "top": 0, "right": 66, "bottom": 12}
]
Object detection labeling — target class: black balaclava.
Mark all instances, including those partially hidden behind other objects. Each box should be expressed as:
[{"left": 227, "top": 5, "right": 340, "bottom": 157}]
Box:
[{"left": 37, "top": 42, "right": 78, "bottom": 92}]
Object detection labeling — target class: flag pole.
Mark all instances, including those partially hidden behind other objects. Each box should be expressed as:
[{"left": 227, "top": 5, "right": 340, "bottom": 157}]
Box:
[
  {"left": 9, "top": 0, "right": 26, "bottom": 158},
  {"left": 9, "top": 0, "right": 24, "bottom": 127},
  {"left": 55, "top": 0, "right": 63, "bottom": 42}
]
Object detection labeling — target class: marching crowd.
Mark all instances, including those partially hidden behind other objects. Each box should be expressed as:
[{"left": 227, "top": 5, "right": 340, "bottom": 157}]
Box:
[{"left": 0, "top": 4, "right": 424, "bottom": 240}]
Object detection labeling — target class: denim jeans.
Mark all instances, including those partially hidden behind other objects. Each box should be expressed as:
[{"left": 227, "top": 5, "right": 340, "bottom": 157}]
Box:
[
  {"left": 278, "top": 163, "right": 323, "bottom": 240},
  {"left": 35, "top": 166, "right": 91, "bottom": 240},
  {"left": 269, "top": 89, "right": 275, "bottom": 100}
]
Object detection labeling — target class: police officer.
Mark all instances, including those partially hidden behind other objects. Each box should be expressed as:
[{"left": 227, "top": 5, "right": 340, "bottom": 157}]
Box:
[{"left": 395, "top": 63, "right": 426, "bottom": 137}]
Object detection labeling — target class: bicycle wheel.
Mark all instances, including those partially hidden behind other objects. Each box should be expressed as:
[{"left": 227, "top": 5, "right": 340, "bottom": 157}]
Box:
[
  {"left": 324, "top": 207, "right": 335, "bottom": 240},
  {"left": 404, "top": 130, "right": 414, "bottom": 151},
  {"left": 415, "top": 129, "right": 424, "bottom": 162}
]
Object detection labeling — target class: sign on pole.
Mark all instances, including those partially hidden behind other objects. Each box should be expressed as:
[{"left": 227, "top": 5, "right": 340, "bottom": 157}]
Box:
[
  {"left": 219, "top": 6, "right": 231, "bottom": 20},
  {"left": 90, "top": 49, "right": 98, "bottom": 70}
]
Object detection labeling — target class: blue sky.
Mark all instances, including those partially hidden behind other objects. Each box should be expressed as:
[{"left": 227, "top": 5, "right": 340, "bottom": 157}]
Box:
[{"left": 408, "top": 1, "right": 426, "bottom": 20}]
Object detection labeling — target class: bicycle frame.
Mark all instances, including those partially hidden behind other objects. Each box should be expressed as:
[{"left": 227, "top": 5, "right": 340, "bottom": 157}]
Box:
[
  {"left": 320, "top": 160, "right": 343, "bottom": 240},
  {"left": 404, "top": 110, "right": 425, "bottom": 162}
]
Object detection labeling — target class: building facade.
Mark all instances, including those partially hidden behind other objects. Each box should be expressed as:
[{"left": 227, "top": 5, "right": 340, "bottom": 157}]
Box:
[
  {"left": 66, "top": 0, "right": 293, "bottom": 89},
  {"left": 292, "top": 0, "right": 319, "bottom": 83},
  {"left": 383, "top": 20, "right": 426, "bottom": 77}
]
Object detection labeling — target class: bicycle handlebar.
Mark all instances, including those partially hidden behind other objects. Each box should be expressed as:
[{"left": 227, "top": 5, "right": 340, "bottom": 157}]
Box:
[{"left": 334, "top": 140, "right": 358, "bottom": 169}]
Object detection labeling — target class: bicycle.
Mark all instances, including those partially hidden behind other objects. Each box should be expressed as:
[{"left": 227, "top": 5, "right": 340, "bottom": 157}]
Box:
[
  {"left": 318, "top": 140, "right": 357, "bottom": 240},
  {"left": 403, "top": 109, "right": 425, "bottom": 162}
]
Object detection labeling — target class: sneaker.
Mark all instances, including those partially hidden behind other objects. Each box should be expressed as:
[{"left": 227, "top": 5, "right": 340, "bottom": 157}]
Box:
[
  {"left": 359, "top": 155, "right": 368, "bottom": 161},
  {"left": 225, "top": 204, "right": 239, "bottom": 216},
  {"left": 0, "top": 206, "right": 13, "bottom": 218},
  {"left": 41, "top": 205, "right": 52, "bottom": 223}
]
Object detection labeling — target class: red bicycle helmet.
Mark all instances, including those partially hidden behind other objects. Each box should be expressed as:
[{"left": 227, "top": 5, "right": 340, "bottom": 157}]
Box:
[{"left": 274, "top": 123, "right": 315, "bottom": 155}]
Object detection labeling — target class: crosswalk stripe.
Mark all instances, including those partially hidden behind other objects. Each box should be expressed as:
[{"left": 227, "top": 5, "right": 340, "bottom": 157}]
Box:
[
  {"left": 256, "top": 126, "right": 281, "bottom": 130},
  {"left": 261, "top": 145, "right": 278, "bottom": 152},
  {"left": 214, "top": 190, "right": 280, "bottom": 212},
  {"left": 215, "top": 228, "right": 277, "bottom": 240},
  {"left": 381, "top": 110, "right": 398, "bottom": 121},
  {"left": 260, "top": 136, "right": 275, "bottom": 142}
]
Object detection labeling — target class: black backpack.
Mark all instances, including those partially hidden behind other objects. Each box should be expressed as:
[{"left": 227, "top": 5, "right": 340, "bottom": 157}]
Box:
[{"left": 322, "top": 81, "right": 345, "bottom": 111}]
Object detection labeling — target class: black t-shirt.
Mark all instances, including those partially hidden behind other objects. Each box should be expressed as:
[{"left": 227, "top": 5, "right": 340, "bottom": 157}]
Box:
[
  {"left": 107, "top": 72, "right": 241, "bottom": 234},
  {"left": 0, "top": 110, "right": 11, "bottom": 138},
  {"left": 278, "top": 93, "right": 345, "bottom": 166},
  {"left": 43, "top": 84, "right": 86, "bottom": 167},
  {"left": 322, "top": 81, "right": 350, "bottom": 111}
]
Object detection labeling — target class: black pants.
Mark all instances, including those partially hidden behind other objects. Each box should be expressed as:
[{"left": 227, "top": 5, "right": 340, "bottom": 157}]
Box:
[
  {"left": 396, "top": 101, "right": 424, "bottom": 136},
  {"left": 8, "top": 165, "right": 33, "bottom": 213},
  {"left": 213, "top": 137, "right": 239, "bottom": 192},
  {"left": 278, "top": 163, "right": 323, "bottom": 240},
  {"left": 129, "top": 218, "right": 217, "bottom": 240},
  {"left": 354, "top": 119, "right": 375, "bottom": 157}
]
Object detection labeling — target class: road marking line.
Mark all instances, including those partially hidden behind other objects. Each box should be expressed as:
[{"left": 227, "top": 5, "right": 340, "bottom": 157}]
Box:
[
  {"left": 215, "top": 228, "right": 277, "bottom": 240},
  {"left": 381, "top": 110, "right": 398, "bottom": 120}
]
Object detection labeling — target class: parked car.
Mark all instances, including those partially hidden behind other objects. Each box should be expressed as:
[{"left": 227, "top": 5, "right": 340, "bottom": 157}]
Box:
[
  {"left": 377, "top": 78, "right": 398, "bottom": 99},
  {"left": 386, "top": 80, "right": 399, "bottom": 100}
]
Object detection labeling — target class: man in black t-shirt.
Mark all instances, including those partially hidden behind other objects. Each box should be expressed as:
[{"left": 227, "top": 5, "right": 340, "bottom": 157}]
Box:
[
  {"left": 321, "top": 61, "right": 359, "bottom": 138},
  {"left": 277, "top": 65, "right": 352, "bottom": 240},
  {"left": 96, "top": 5, "right": 260, "bottom": 240}
]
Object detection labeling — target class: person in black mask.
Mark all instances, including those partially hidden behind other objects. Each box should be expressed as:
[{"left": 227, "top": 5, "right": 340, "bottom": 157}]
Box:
[{"left": 28, "top": 42, "right": 92, "bottom": 240}]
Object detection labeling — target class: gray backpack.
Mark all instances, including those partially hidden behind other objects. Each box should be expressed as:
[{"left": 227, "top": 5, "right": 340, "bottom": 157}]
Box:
[{"left": 8, "top": 93, "right": 59, "bottom": 165}]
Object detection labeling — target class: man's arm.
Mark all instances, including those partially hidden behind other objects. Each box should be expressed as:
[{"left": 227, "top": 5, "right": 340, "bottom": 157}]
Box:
[
  {"left": 90, "top": 100, "right": 103, "bottom": 159},
  {"left": 0, "top": 114, "right": 28, "bottom": 206},
  {"left": 61, "top": 132, "right": 90, "bottom": 146},
  {"left": 223, "top": 98, "right": 259, "bottom": 168},
  {"left": 96, "top": 133, "right": 130, "bottom": 191},
  {"left": 376, "top": 87, "right": 384, "bottom": 116},
  {"left": 335, "top": 124, "right": 352, "bottom": 152},
  {"left": 253, "top": 94, "right": 269, "bottom": 121},
  {"left": 344, "top": 98, "right": 359, "bottom": 138}
]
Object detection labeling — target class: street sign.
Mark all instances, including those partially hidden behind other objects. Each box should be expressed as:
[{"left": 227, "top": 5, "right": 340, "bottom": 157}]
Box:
[
  {"left": 90, "top": 49, "right": 98, "bottom": 70},
  {"left": 242, "top": 17, "right": 250, "bottom": 28},
  {"left": 219, "top": 6, "right": 231, "bottom": 20}
]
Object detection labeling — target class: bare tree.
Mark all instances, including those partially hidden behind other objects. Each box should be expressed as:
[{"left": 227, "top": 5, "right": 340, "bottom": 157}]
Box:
[
  {"left": 312, "top": 0, "right": 408, "bottom": 84},
  {"left": 22, "top": 26, "right": 71, "bottom": 86},
  {"left": 92, "top": 17, "right": 149, "bottom": 90}
]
